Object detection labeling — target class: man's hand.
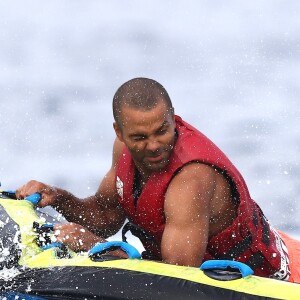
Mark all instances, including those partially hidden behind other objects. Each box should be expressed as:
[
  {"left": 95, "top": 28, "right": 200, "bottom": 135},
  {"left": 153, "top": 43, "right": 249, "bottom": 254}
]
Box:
[
  {"left": 16, "top": 180, "right": 62, "bottom": 207},
  {"left": 53, "top": 223, "right": 105, "bottom": 252},
  {"left": 53, "top": 223, "right": 128, "bottom": 258}
]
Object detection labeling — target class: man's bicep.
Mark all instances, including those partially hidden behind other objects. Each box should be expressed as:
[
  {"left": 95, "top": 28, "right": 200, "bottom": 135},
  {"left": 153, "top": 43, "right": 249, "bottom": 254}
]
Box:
[
  {"left": 162, "top": 218, "right": 209, "bottom": 267},
  {"left": 161, "top": 164, "right": 215, "bottom": 267},
  {"left": 161, "top": 198, "right": 210, "bottom": 267}
]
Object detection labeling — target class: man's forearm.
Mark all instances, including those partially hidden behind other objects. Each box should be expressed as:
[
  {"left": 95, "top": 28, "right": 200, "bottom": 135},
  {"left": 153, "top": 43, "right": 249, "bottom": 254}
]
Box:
[
  {"left": 52, "top": 188, "right": 87, "bottom": 222},
  {"left": 52, "top": 189, "right": 125, "bottom": 237}
]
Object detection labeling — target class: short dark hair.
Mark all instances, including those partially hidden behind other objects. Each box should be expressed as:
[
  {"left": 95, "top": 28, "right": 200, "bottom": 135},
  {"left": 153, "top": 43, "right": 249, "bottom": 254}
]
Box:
[{"left": 113, "top": 77, "right": 173, "bottom": 126}]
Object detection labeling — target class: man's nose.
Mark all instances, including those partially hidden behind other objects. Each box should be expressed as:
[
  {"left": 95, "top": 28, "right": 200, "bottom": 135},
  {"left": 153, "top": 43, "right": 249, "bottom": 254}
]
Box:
[{"left": 146, "top": 138, "right": 160, "bottom": 152}]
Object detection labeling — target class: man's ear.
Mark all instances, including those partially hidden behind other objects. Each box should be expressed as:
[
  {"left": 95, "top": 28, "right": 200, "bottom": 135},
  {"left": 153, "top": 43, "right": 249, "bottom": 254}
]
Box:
[{"left": 113, "top": 122, "right": 124, "bottom": 142}]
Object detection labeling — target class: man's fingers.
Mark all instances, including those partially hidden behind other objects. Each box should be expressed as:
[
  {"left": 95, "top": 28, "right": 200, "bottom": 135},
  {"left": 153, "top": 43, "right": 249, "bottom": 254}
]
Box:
[{"left": 16, "top": 186, "right": 26, "bottom": 199}]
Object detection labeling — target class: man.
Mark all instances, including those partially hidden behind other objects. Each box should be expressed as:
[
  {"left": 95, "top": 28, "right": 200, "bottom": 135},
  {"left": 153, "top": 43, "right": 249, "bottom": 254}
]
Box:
[{"left": 17, "top": 78, "right": 299, "bottom": 282}]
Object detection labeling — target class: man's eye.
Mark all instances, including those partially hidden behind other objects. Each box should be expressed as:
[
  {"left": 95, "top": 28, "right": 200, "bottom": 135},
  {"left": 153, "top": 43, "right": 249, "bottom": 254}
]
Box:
[
  {"left": 132, "top": 136, "right": 145, "bottom": 141},
  {"left": 158, "top": 128, "right": 167, "bottom": 135}
]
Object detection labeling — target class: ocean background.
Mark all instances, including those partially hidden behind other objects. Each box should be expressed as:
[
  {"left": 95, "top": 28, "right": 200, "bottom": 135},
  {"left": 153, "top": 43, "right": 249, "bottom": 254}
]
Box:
[{"left": 0, "top": 1, "right": 299, "bottom": 244}]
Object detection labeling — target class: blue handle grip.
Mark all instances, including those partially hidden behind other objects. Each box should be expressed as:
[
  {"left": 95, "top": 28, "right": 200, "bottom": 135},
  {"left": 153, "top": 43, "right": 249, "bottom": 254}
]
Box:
[
  {"left": 40, "top": 242, "right": 64, "bottom": 250},
  {"left": 1, "top": 190, "right": 41, "bottom": 205},
  {"left": 89, "top": 241, "right": 141, "bottom": 259},
  {"left": 25, "top": 193, "right": 42, "bottom": 205},
  {"left": 41, "top": 223, "right": 54, "bottom": 231},
  {"left": 200, "top": 260, "right": 254, "bottom": 278}
]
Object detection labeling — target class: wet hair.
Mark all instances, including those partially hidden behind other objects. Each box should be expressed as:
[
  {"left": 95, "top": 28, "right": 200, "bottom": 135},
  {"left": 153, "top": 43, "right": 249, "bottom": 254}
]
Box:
[{"left": 113, "top": 77, "right": 173, "bottom": 126}]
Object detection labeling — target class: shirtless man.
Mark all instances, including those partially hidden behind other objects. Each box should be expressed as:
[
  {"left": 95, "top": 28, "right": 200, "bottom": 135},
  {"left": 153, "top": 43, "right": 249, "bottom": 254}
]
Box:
[{"left": 17, "top": 77, "right": 292, "bottom": 280}]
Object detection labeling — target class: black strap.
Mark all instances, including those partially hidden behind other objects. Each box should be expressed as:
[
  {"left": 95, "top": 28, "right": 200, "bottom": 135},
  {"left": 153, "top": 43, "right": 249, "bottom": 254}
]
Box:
[
  {"left": 252, "top": 208, "right": 259, "bottom": 229},
  {"left": 261, "top": 214, "right": 271, "bottom": 246},
  {"left": 245, "top": 251, "right": 265, "bottom": 270},
  {"left": 220, "top": 233, "right": 252, "bottom": 261},
  {"left": 122, "top": 222, "right": 156, "bottom": 245},
  {"left": 133, "top": 168, "right": 142, "bottom": 206},
  {"left": 218, "top": 233, "right": 265, "bottom": 271},
  {"left": 122, "top": 222, "right": 160, "bottom": 260}
]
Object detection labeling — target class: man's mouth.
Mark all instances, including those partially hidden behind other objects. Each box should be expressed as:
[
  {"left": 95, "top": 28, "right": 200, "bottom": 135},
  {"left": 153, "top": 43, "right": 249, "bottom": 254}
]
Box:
[{"left": 146, "top": 153, "right": 163, "bottom": 162}]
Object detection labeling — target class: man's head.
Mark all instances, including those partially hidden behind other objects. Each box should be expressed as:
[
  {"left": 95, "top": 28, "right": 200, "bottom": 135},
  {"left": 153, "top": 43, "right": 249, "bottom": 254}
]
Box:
[
  {"left": 113, "top": 78, "right": 176, "bottom": 174},
  {"left": 113, "top": 77, "right": 173, "bottom": 127}
]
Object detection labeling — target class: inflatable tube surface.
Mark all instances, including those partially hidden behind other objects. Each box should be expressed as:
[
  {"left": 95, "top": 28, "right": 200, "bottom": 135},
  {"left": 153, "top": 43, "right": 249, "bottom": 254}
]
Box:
[{"left": 1, "top": 198, "right": 300, "bottom": 300}]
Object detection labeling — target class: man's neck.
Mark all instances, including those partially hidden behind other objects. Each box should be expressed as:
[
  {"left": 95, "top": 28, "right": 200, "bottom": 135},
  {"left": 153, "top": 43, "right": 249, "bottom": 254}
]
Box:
[{"left": 134, "top": 164, "right": 151, "bottom": 185}]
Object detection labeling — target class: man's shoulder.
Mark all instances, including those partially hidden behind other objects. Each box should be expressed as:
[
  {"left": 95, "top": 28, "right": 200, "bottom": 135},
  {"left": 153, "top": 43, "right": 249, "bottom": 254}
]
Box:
[
  {"left": 112, "top": 138, "right": 126, "bottom": 166},
  {"left": 175, "top": 162, "right": 216, "bottom": 181}
]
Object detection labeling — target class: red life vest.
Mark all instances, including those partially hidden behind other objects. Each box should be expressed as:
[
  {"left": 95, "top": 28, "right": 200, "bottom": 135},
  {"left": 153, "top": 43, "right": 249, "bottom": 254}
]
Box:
[{"left": 116, "top": 116, "right": 290, "bottom": 279}]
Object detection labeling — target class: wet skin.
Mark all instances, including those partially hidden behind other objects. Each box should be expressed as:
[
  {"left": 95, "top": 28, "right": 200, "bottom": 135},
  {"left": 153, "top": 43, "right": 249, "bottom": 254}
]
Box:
[{"left": 113, "top": 101, "right": 176, "bottom": 182}]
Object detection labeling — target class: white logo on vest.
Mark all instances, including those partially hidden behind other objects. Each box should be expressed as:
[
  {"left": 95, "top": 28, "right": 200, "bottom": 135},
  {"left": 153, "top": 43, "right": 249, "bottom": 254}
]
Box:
[{"left": 116, "top": 176, "right": 124, "bottom": 199}]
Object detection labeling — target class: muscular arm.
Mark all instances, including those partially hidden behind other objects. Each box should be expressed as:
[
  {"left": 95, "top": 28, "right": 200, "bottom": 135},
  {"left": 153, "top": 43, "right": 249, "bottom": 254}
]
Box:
[
  {"left": 53, "top": 138, "right": 127, "bottom": 237},
  {"left": 17, "top": 138, "right": 126, "bottom": 238},
  {"left": 161, "top": 163, "right": 217, "bottom": 267}
]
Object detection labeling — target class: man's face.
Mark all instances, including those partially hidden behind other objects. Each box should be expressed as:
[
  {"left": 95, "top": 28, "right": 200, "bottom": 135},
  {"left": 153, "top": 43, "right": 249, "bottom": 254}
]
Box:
[{"left": 114, "top": 101, "right": 176, "bottom": 174}]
